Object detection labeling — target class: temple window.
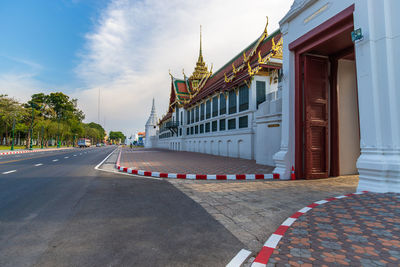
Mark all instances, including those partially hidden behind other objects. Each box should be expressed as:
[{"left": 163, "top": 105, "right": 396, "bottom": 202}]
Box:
[
  {"left": 220, "top": 93, "right": 226, "bottom": 115},
  {"left": 206, "top": 100, "right": 211, "bottom": 119},
  {"left": 219, "top": 119, "right": 226, "bottom": 131},
  {"left": 212, "top": 120, "right": 218, "bottom": 132},
  {"left": 212, "top": 96, "right": 218, "bottom": 117},
  {"left": 205, "top": 122, "right": 210, "bottom": 133},
  {"left": 200, "top": 103, "right": 205, "bottom": 120},
  {"left": 239, "top": 116, "right": 248, "bottom": 128},
  {"left": 196, "top": 106, "right": 199, "bottom": 122},
  {"left": 229, "top": 90, "right": 237, "bottom": 114},
  {"left": 256, "top": 81, "right": 266, "bottom": 108},
  {"left": 228, "top": 118, "right": 236, "bottom": 130},
  {"left": 239, "top": 85, "right": 249, "bottom": 112}
]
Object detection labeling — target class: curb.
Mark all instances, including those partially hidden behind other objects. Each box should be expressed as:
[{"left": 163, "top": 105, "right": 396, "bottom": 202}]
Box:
[
  {"left": 115, "top": 149, "right": 280, "bottom": 180},
  {"left": 0, "top": 148, "right": 72, "bottom": 156},
  {"left": 251, "top": 191, "right": 369, "bottom": 267}
]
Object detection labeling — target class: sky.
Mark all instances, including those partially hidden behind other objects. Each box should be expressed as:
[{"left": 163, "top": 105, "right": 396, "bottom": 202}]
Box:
[{"left": 0, "top": 0, "right": 293, "bottom": 136}]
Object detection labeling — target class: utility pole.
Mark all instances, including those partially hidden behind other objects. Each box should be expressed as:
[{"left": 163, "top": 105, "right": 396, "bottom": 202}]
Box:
[{"left": 98, "top": 88, "right": 100, "bottom": 125}]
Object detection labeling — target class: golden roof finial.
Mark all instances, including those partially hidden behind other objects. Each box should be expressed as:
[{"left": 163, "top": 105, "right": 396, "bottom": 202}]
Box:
[
  {"left": 264, "top": 16, "right": 269, "bottom": 35},
  {"left": 200, "top": 25, "right": 203, "bottom": 59},
  {"left": 190, "top": 24, "right": 209, "bottom": 81},
  {"left": 168, "top": 69, "right": 174, "bottom": 79}
]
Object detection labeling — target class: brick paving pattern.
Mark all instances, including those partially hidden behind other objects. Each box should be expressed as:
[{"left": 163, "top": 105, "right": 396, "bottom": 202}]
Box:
[
  {"left": 267, "top": 192, "right": 400, "bottom": 266},
  {"left": 120, "top": 147, "right": 274, "bottom": 175},
  {"left": 169, "top": 176, "right": 359, "bottom": 253}
]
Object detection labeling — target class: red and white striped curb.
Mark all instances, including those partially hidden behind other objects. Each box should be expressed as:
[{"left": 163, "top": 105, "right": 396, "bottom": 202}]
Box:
[
  {"left": 0, "top": 147, "right": 74, "bottom": 156},
  {"left": 251, "top": 191, "right": 369, "bottom": 267},
  {"left": 115, "top": 150, "right": 280, "bottom": 180}
]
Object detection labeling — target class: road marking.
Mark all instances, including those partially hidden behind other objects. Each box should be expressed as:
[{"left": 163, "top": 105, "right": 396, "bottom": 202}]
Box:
[
  {"left": 94, "top": 148, "right": 118, "bottom": 170},
  {"left": 34, "top": 163, "right": 43, "bottom": 167},
  {"left": 2, "top": 170, "right": 17, "bottom": 174},
  {"left": 64, "top": 156, "right": 69, "bottom": 159},
  {"left": 52, "top": 159, "right": 59, "bottom": 162},
  {"left": 79, "top": 153, "right": 82, "bottom": 155},
  {"left": 227, "top": 249, "right": 252, "bottom": 267},
  {"left": 73, "top": 154, "right": 77, "bottom": 156}
]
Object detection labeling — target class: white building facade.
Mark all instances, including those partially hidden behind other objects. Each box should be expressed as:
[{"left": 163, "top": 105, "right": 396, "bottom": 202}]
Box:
[
  {"left": 145, "top": 24, "right": 284, "bottom": 166},
  {"left": 273, "top": 0, "right": 400, "bottom": 192}
]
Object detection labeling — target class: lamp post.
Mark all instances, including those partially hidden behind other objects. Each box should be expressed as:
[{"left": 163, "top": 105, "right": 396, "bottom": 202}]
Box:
[
  {"left": 11, "top": 117, "right": 15, "bottom": 151},
  {"left": 29, "top": 103, "right": 34, "bottom": 150}
]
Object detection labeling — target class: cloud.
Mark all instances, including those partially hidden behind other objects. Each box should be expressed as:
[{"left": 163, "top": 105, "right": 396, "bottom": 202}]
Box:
[
  {"left": 0, "top": 72, "right": 44, "bottom": 103},
  {"left": 74, "top": 0, "right": 294, "bottom": 135}
]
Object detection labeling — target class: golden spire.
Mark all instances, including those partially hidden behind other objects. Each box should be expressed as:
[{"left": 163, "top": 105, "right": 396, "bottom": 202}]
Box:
[
  {"left": 190, "top": 25, "right": 209, "bottom": 82},
  {"left": 199, "top": 25, "right": 203, "bottom": 60}
]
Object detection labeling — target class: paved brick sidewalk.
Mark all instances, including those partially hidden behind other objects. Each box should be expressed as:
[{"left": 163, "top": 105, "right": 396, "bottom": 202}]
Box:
[
  {"left": 169, "top": 176, "right": 359, "bottom": 254},
  {"left": 267, "top": 192, "right": 400, "bottom": 266},
  {"left": 120, "top": 147, "right": 274, "bottom": 175}
]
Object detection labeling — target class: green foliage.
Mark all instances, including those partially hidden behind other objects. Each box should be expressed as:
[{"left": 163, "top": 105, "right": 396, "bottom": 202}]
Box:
[
  {"left": 0, "top": 93, "right": 108, "bottom": 147},
  {"left": 109, "top": 131, "right": 126, "bottom": 143}
]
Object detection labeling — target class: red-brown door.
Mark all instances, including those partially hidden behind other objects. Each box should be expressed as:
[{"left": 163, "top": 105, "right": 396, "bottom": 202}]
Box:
[{"left": 303, "top": 55, "right": 329, "bottom": 179}]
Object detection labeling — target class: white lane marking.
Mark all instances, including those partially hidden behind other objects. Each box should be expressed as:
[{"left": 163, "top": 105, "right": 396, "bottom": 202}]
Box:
[
  {"left": 79, "top": 153, "right": 82, "bottom": 155},
  {"left": 94, "top": 148, "right": 163, "bottom": 181},
  {"left": 52, "top": 159, "right": 59, "bottom": 162},
  {"left": 94, "top": 148, "right": 118, "bottom": 170},
  {"left": 226, "top": 249, "right": 252, "bottom": 267},
  {"left": 73, "top": 154, "right": 77, "bottom": 156},
  {"left": 64, "top": 156, "right": 69, "bottom": 159},
  {"left": 2, "top": 170, "right": 17, "bottom": 174},
  {"left": 34, "top": 163, "right": 43, "bottom": 167}
]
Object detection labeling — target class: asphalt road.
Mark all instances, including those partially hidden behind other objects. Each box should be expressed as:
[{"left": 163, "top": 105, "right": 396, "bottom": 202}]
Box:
[{"left": 0, "top": 146, "right": 243, "bottom": 267}]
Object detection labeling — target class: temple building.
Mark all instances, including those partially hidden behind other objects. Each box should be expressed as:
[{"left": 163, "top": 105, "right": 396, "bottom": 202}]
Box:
[
  {"left": 144, "top": 0, "right": 400, "bottom": 193},
  {"left": 145, "top": 21, "right": 284, "bottom": 165},
  {"left": 274, "top": 0, "right": 400, "bottom": 192}
]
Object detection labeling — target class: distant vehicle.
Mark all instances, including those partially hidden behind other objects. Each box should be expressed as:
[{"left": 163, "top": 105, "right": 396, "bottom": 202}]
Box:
[
  {"left": 78, "top": 138, "right": 91, "bottom": 148},
  {"left": 96, "top": 143, "right": 102, "bottom": 147}
]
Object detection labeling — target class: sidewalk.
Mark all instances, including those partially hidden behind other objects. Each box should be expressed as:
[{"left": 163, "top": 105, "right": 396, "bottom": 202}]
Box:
[
  {"left": 120, "top": 147, "right": 274, "bottom": 175},
  {"left": 266, "top": 192, "right": 400, "bottom": 266},
  {"left": 169, "top": 176, "right": 359, "bottom": 253}
]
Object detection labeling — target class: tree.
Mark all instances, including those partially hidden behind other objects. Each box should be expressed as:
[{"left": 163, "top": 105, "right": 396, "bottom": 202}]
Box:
[
  {"left": 0, "top": 95, "right": 29, "bottom": 145},
  {"left": 109, "top": 131, "right": 126, "bottom": 144}
]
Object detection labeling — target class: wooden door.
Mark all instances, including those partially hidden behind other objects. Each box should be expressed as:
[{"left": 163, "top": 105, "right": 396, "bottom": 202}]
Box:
[{"left": 303, "top": 55, "right": 329, "bottom": 179}]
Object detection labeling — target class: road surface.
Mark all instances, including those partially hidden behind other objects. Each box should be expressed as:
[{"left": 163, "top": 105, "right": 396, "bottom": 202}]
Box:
[{"left": 0, "top": 146, "right": 243, "bottom": 266}]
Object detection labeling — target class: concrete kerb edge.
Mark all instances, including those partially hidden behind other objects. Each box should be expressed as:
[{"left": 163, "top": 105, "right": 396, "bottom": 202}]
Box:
[
  {"left": 0, "top": 147, "right": 74, "bottom": 156},
  {"left": 250, "top": 191, "right": 369, "bottom": 267},
  {"left": 115, "top": 149, "right": 281, "bottom": 181}
]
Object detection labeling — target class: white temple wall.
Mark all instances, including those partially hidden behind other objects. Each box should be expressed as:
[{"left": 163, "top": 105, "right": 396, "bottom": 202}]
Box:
[
  {"left": 354, "top": 0, "right": 400, "bottom": 193},
  {"left": 255, "top": 98, "right": 282, "bottom": 166},
  {"left": 275, "top": 0, "right": 400, "bottom": 191}
]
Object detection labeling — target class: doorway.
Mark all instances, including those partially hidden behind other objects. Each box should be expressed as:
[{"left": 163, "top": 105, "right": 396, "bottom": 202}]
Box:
[{"left": 291, "top": 5, "right": 360, "bottom": 179}]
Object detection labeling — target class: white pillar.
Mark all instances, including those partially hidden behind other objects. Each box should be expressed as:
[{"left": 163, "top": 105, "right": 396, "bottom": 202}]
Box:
[
  {"left": 355, "top": 0, "right": 400, "bottom": 192},
  {"left": 273, "top": 22, "right": 294, "bottom": 179}
]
